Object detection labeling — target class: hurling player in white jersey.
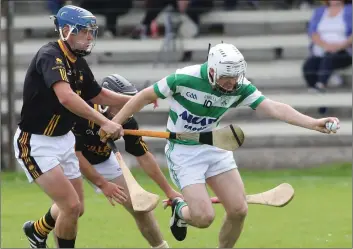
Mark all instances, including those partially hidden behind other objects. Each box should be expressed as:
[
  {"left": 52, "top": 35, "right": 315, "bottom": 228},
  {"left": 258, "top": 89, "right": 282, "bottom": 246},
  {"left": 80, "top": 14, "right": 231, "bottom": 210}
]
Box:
[{"left": 102, "top": 43, "right": 340, "bottom": 248}]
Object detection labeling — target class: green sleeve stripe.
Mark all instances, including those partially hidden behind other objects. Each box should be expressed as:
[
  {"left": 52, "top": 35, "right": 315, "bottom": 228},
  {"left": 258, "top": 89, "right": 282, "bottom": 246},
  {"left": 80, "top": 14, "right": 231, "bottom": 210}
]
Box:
[
  {"left": 250, "top": 96, "right": 266, "bottom": 109},
  {"left": 153, "top": 84, "right": 166, "bottom": 99},
  {"left": 231, "top": 84, "right": 256, "bottom": 108},
  {"left": 166, "top": 74, "right": 177, "bottom": 93},
  {"left": 241, "top": 84, "right": 256, "bottom": 98}
]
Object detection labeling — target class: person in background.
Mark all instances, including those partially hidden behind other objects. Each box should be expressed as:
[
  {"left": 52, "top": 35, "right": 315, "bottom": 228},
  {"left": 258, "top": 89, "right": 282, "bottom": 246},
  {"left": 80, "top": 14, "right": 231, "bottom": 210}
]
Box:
[
  {"left": 302, "top": 0, "right": 352, "bottom": 92},
  {"left": 275, "top": 0, "right": 315, "bottom": 9},
  {"left": 80, "top": 0, "right": 133, "bottom": 37},
  {"left": 131, "top": 0, "right": 213, "bottom": 40}
]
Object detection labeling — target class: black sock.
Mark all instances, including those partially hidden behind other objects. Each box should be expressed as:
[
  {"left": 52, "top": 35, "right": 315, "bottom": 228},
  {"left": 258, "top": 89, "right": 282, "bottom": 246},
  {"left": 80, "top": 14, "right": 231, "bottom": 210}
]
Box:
[
  {"left": 57, "top": 237, "right": 76, "bottom": 248},
  {"left": 32, "top": 207, "right": 56, "bottom": 239}
]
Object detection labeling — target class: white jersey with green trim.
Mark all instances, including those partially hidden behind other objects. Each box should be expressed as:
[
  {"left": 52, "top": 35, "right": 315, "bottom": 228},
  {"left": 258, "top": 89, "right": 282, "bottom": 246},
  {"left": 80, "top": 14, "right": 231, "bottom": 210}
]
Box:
[{"left": 153, "top": 63, "right": 266, "bottom": 145}]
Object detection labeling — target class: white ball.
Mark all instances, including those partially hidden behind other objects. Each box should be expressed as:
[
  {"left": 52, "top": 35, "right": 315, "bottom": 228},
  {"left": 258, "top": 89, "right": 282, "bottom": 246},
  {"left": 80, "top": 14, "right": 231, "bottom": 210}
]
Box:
[{"left": 325, "top": 120, "right": 338, "bottom": 132}]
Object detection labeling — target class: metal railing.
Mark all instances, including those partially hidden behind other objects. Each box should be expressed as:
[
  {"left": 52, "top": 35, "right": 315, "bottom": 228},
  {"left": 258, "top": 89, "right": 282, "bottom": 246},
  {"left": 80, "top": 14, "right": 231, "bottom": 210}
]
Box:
[{"left": 2, "top": 0, "right": 16, "bottom": 171}]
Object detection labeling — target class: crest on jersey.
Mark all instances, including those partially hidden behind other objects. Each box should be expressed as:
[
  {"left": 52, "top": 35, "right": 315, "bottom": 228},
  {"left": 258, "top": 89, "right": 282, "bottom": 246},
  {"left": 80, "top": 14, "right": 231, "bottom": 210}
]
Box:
[{"left": 55, "top": 58, "right": 64, "bottom": 65}]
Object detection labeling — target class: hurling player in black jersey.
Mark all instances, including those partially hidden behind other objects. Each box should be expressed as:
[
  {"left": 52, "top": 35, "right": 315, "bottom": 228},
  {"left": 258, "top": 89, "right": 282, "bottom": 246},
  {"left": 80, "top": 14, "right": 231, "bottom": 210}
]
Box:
[
  {"left": 13, "top": 5, "right": 132, "bottom": 248},
  {"left": 71, "top": 74, "right": 182, "bottom": 248}
]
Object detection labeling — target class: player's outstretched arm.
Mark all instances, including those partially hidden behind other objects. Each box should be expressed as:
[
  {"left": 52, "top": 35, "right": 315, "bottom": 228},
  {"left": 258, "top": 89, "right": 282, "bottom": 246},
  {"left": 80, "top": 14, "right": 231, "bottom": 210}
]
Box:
[
  {"left": 255, "top": 98, "right": 340, "bottom": 134},
  {"left": 136, "top": 152, "right": 182, "bottom": 200},
  {"left": 75, "top": 151, "right": 127, "bottom": 205},
  {"left": 112, "top": 86, "right": 158, "bottom": 126}
]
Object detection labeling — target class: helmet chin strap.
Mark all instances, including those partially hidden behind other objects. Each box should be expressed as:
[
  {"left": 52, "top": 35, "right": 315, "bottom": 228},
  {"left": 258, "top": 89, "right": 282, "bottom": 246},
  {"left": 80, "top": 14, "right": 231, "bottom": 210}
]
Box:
[
  {"left": 60, "top": 31, "right": 92, "bottom": 57},
  {"left": 214, "top": 73, "right": 244, "bottom": 94},
  {"left": 73, "top": 41, "right": 93, "bottom": 56},
  {"left": 214, "top": 83, "right": 235, "bottom": 94}
]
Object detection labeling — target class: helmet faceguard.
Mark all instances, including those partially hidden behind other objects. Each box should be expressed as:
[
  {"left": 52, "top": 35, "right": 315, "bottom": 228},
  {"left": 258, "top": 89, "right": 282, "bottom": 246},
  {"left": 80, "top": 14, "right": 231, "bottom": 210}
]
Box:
[
  {"left": 52, "top": 5, "right": 98, "bottom": 57},
  {"left": 207, "top": 43, "right": 247, "bottom": 94}
]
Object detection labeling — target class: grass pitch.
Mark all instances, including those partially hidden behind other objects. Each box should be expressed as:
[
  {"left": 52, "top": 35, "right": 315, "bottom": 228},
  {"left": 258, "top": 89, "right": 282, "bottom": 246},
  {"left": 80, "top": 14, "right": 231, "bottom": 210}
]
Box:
[{"left": 1, "top": 162, "right": 351, "bottom": 248}]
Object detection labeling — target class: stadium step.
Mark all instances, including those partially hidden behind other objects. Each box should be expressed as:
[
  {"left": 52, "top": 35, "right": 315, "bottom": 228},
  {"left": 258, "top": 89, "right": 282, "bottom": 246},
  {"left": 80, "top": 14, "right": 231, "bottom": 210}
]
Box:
[
  {"left": 1, "top": 34, "right": 311, "bottom": 66},
  {"left": 2, "top": 60, "right": 351, "bottom": 94},
  {"left": 1, "top": 9, "right": 312, "bottom": 39},
  {"left": 218, "top": 146, "right": 352, "bottom": 169},
  {"left": 2, "top": 92, "right": 352, "bottom": 125}
]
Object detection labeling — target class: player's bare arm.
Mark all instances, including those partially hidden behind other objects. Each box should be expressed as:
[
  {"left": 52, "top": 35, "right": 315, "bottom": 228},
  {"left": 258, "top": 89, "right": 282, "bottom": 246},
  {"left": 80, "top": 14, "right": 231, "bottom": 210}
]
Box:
[
  {"left": 90, "top": 88, "right": 132, "bottom": 108},
  {"left": 75, "top": 151, "right": 127, "bottom": 205},
  {"left": 93, "top": 74, "right": 181, "bottom": 200},
  {"left": 52, "top": 81, "right": 124, "bottom": 138},
  {"left": 111, "top": 87, "right": 158, "bottom": 126},
  {"left": 255, "top": 98, "right": 340, "bottom": 133},
  {"left": 136, "top": 152, "right": 182, "bottom": 200}
]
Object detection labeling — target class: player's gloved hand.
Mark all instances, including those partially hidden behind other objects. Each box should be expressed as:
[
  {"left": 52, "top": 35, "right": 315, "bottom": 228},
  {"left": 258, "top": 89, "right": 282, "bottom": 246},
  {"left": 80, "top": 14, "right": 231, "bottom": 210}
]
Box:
[
  {"left": 100, "top": 181, "right": 128, "bottom": 206},
  {"left": 312, "top": 117, "right": 340, "bottom": 134},
  {"left": 99, "top": 120, "right": 124, "bottom": 143}
]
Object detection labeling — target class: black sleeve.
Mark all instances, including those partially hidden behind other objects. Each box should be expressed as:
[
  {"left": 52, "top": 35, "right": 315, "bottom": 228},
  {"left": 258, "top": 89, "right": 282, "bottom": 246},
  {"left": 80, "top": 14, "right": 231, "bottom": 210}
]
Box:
[
  {"left": 122, "top": 117, "right": 149, "bottom": 157},
  {"left": 82, "top": 62, "right": 102, "bottom": 101},
  {"left": 72, "top": 119, "right": 86, "bottom": 152},
  {"left": 36, "top": 51, "right": 69, "bottom": 88}
]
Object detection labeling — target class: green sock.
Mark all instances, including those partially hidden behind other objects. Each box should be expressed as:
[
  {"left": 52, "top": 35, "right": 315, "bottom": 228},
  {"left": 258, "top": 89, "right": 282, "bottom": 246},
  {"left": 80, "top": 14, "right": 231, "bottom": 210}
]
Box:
[{"left": 176, "top": 201, "right": 187, "bottom": 219}]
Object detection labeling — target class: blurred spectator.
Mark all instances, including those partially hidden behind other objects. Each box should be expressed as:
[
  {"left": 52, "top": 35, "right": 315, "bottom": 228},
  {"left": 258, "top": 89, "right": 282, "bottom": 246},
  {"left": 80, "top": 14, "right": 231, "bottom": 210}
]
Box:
[
  {"left": 276, "top": 0, "right": 314, "bottom": 9},
  {"left": 302, "top": 0, "right": 352, "bottom": 92},
  {"left": 131, "top": 0, "right": 213, "bottom": 40},
  {"left": 80, "top": 0, "right": 132, "bottom": 37}
]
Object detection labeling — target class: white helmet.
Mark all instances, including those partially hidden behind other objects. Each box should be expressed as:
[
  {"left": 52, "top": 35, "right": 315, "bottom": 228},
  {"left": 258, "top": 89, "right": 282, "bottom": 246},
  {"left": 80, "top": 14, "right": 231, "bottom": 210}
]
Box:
[{"left": 207, "top": 43, "right": 247, "bottom": 93}]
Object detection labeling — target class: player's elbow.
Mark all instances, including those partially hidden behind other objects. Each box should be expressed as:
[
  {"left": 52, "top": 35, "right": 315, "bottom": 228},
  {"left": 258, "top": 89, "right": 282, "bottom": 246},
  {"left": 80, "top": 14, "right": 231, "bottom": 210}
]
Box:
[
  {"left": 58, "top": 91, "right": 76, "bottom": 106},
  {"left": 53, "top": 81, "right": 76, "bottom": 106},
  {"left": 269, "top": 102, "right": 289, "bottom": 119},
  {"left": 257, "top": 99, "right": 289, "bottom": 120},
  {"left": 57, "top": 95, "right": 69, "bottom": 106},
  {"left": 273, "top": 102, "right": 294, "bottom": 120}
]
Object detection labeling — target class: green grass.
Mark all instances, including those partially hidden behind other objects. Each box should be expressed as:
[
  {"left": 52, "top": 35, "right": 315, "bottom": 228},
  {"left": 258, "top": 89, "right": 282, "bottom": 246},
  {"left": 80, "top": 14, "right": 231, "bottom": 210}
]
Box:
[{"left": 1, "top": 163, "right": 352, "bottom": 248}]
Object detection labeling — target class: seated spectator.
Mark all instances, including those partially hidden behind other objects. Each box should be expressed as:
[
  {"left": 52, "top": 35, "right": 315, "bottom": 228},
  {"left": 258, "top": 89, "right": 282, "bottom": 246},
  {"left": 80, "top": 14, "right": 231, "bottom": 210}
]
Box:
[
  {"left": 275, "top": 0, "right": 314, "bottom": 10},
  {"left": 131, "top": 0, "right": 213, "bottom": 39},
  {"left": 80, "top": 0, "right": 132, "bottom": 37},
  {"left": 302, "top": 0, "right": 352, "bottom": 92}
]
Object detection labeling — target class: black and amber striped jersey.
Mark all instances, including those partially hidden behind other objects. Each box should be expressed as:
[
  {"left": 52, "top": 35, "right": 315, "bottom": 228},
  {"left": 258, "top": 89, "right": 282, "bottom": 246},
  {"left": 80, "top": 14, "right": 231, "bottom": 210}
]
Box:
[
  {"left": 72, "top": 102, "right": 149, "bottom": 165},
  {"left": 18, "top": 40, "right": 102, "bottom": 136}
]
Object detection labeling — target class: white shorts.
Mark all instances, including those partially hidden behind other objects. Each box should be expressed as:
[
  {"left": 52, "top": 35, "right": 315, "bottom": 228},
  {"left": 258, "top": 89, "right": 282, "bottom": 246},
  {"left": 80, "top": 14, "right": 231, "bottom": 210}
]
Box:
[
  {"left": 88, "top": 153, "right": 123, "bottom": 193},
  {"left": 13, "top": 127, "right": 81, "bottom": 183},
  {"left": 165, "top": 141, "right": 237, "bottom": 190}
]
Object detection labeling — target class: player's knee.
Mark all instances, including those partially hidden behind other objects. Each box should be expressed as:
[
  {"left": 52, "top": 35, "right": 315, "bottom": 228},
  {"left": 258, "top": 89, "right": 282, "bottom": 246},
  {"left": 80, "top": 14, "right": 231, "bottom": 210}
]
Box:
[
  {"left": 61, "top": 199, "right": 81, "bottom": 218},
  {"left": 226, "top": 201, "right": 248, "bottom": 221},
  {"left": 193, "top": 212, "right": 215, "bottom": 228}
]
